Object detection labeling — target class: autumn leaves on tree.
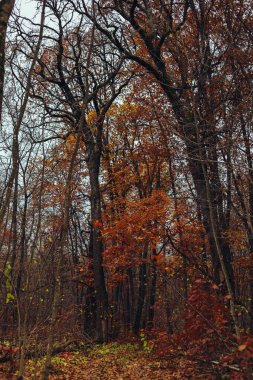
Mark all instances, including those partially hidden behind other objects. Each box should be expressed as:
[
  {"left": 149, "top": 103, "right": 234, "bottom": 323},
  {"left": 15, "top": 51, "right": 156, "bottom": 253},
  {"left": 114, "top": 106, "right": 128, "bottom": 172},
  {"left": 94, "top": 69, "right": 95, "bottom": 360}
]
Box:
[{"left": 0, "top": 0, "right": 253, "bottom": 379}]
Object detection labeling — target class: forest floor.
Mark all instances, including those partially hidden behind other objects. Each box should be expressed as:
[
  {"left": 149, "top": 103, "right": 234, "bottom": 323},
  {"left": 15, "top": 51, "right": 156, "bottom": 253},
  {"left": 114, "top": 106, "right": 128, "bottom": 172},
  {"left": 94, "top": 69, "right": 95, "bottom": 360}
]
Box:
[{"left": 0, "top": 341, "right": 239, "bottom": 379}]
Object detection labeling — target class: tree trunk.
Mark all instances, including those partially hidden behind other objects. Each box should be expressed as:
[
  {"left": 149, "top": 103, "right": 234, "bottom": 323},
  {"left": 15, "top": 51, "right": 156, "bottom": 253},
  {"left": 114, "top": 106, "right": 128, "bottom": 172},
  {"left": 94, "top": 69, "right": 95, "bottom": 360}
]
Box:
[
  {"left": 84, "top": 229, "right": 97, "bottom": 336},
  {"left": 146, "top": 259, "right": 157, "bottom": 330},
  {"left": 0, "top": 0, "right": 15, "bottom": 123},
  {"left": 88, "top": 154, "right": 108, "bottom": 342},
  {"left": 133, "top": 245, "right": 148, "bottom": 334}
]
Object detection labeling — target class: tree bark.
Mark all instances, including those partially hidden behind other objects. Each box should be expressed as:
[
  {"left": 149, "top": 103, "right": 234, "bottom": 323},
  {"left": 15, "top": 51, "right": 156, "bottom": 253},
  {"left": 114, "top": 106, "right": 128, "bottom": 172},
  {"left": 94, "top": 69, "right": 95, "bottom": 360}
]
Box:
[
  {"left": 0, "top": 0, "right": 15, "bottom": 123},
  {"left": 133, "top": 244, "right": 148, "bottom": 334},
  {"left": 87, "top": 150, "right": 109, "bottom": 342}
]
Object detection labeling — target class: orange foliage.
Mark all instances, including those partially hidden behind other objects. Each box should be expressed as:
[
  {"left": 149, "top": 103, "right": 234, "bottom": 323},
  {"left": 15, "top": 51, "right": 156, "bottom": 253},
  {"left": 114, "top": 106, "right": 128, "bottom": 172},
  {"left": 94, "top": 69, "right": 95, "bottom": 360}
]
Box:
[{"left": 102, "top": 190, "right": 170, "bottom": 285}]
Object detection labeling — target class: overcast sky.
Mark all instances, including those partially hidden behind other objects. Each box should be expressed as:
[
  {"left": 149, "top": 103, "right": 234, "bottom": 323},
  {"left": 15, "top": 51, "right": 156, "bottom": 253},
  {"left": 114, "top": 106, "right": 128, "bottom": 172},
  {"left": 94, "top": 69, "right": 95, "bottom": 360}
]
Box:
[{"left": 18, "top": 0, "right": 37, "bottom": 20}]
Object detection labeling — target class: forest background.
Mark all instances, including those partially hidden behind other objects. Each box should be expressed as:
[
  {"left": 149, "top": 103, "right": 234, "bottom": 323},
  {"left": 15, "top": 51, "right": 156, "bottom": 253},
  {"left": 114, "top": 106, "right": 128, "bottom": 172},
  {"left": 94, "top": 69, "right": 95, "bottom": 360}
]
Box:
[{"left": 0, "top": 0, "right": 252, "bottom": 378}]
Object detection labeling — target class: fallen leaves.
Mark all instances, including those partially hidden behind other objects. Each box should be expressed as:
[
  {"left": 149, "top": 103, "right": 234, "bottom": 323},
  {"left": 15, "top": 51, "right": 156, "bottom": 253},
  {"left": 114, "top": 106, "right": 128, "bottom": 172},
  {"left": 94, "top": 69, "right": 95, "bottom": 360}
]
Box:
[{"left": 0, "top": 342, "right": 222, "bottom": 379}]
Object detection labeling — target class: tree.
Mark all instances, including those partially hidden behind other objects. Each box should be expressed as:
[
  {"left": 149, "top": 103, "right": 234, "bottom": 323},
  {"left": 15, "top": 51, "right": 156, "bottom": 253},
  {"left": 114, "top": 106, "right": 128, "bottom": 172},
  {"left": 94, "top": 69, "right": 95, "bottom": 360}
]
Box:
[
  {"left": 28, "top": 0, "right": 133, "bottom": 343},
  {"left": 0, "top": 0, "right": 15, "bottom": 123},
  {"left": 76, "top": 0, "right": 253, "bottom": 335}
]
